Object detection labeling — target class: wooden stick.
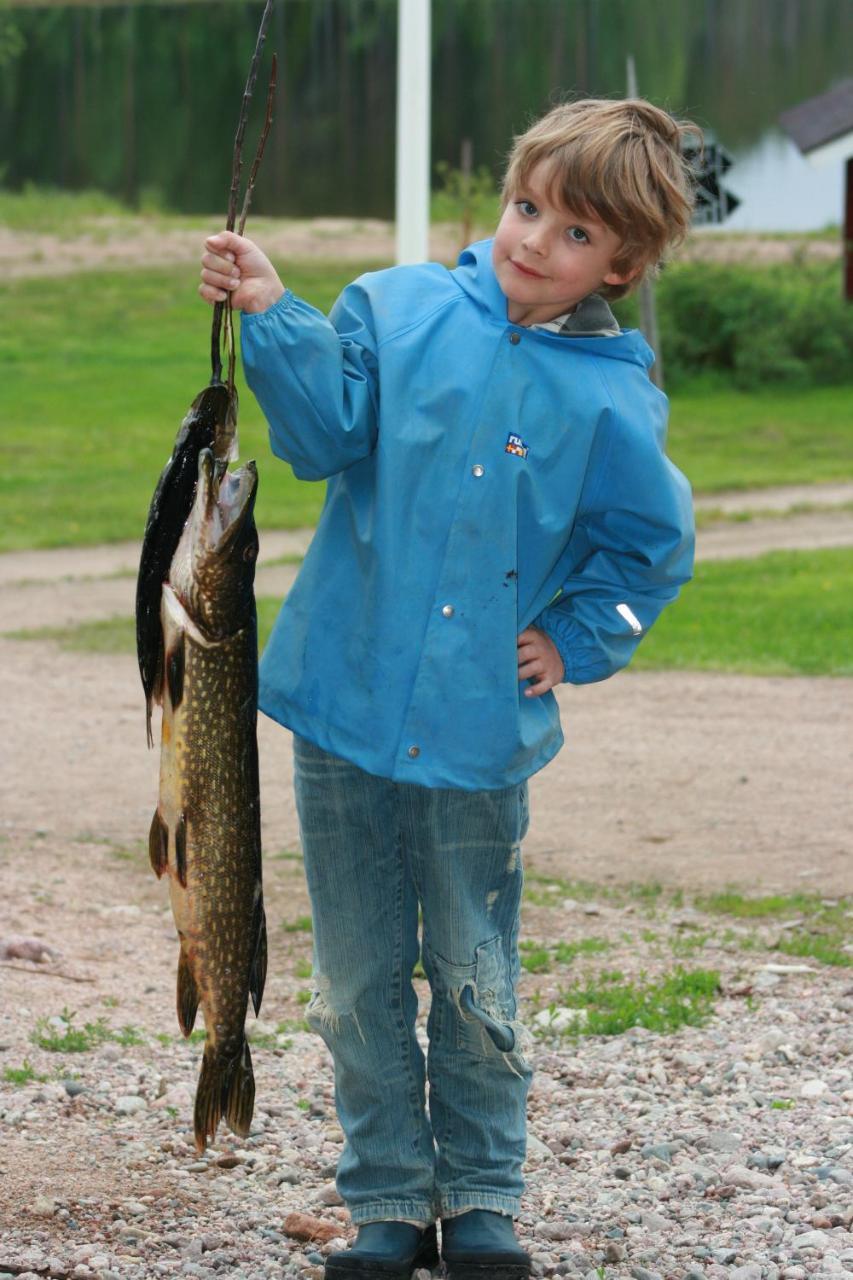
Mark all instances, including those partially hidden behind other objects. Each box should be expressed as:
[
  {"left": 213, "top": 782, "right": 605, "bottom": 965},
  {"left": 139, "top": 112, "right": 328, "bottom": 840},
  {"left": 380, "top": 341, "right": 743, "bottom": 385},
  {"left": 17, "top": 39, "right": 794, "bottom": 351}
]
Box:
[
  {"left": 211, "top": 0, "right": 275, "bottom": 384},
  {"left": 226, "top": 54, "right": 278, "bottom": 396},
  {"left": 0, "top": 963, "right": 95, "bottom": 984},
  {"left": 238, "top": 54, "right": 278, "bottom": 237}
]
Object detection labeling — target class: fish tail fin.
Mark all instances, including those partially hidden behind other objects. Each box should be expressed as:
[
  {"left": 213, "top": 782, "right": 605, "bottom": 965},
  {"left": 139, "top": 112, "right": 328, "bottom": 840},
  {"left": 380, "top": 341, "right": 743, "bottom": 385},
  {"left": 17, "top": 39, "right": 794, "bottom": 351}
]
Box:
[
  {"left": 176, "top": 947, "right": 199, "bottom": 1036},
  {"left": 224, "top": 1039, "right": 255, "bottom": 1138},
  {"left": 249, "top": 902, "right": 268, "bottom": 1017},
  {"left": 193, "top": 1040, "right": 255, "bottom": 1154}
]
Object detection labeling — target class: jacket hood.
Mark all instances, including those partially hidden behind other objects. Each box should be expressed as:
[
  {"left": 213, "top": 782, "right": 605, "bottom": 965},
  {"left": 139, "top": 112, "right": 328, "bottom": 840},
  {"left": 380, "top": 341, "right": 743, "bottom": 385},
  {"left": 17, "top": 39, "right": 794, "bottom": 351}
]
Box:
[{"left": 451, "top": 238, "right": 655, "bottom": 370}]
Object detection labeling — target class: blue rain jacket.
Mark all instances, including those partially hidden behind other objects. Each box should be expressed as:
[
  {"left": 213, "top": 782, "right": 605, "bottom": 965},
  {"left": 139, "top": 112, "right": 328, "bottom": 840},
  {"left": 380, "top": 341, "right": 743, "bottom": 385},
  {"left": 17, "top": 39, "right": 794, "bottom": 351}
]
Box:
[{"left": 241, "top": 238, "right": 694, "bottom": 790}]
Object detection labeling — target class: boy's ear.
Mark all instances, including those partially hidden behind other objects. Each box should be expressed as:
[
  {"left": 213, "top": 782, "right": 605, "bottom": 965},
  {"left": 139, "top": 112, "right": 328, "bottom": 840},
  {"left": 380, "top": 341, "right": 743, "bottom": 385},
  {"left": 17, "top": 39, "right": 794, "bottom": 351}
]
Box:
[{"left": 602, "top": 263, "right": 642, "bottom": 287}]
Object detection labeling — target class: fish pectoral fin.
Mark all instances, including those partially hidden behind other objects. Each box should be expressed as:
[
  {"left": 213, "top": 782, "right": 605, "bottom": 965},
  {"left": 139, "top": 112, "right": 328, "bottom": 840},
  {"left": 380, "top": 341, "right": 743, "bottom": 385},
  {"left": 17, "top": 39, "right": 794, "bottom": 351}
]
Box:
[
  {"left": 166, "top": 633, "right": 185, "bottom": 710},
  {"left": 148, "top": 810, "right": 169, "bottom": 879},
  {"left": 176, "top": 947, "right": 200, "bottom": 1036},
  {"left": 193, "top": 1040, "right": 255, "bottom": 1154},
  {"left": 249, "top": 900, "right": 268, "bottom": 1017}
]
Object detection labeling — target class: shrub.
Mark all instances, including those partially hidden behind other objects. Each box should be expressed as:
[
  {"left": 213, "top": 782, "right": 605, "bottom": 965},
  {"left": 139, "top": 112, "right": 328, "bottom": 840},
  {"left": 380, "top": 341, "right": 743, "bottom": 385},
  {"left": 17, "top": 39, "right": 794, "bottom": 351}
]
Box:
[{"left": 613, "top": 257, "right": 853, "bottom": 390}]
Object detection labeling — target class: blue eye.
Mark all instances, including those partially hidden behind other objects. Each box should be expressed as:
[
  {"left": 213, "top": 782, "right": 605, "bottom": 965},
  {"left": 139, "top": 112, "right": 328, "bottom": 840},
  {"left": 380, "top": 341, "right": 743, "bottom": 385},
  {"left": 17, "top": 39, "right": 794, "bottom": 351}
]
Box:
[
  {"left": 516, "top": 200, "right": 538, "bottom": 217},
  {"left": 568, "top": 226, "right": 589, "bottom": 243}
]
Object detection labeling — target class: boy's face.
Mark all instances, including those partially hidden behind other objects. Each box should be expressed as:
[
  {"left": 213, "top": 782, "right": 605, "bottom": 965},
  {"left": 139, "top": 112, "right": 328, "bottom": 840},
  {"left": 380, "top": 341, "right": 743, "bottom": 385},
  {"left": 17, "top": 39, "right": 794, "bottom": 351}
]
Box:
[{"left": 492, "top": 160, "right": 635, "bottom": 326}]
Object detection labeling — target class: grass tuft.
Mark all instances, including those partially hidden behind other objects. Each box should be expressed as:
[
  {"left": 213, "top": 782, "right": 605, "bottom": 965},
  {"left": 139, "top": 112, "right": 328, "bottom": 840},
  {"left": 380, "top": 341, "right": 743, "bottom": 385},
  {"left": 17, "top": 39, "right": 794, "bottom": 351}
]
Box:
[
  {"left": 32, "top": 1008, "right": 113, "bottom": 1053},
  {"left": 547, "top": 967, "right": 720, "bottom": 1037},
  {"left": 2, "top": 1059, "right": 48, "bottom": 1086}
]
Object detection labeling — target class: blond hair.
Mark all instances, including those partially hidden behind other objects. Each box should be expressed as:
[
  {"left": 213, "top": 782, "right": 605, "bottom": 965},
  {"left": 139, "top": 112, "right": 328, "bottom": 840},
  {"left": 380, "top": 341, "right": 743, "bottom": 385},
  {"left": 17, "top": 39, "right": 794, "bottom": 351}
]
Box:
[{"left": 502, "top": 97, "right": 701, "bottom": 297}]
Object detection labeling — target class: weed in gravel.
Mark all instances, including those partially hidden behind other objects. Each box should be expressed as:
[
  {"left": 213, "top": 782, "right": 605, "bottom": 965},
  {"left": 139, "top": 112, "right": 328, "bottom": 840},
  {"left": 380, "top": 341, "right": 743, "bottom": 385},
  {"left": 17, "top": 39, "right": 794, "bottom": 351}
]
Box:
[
  {"left": 776, "top": 930, "right": 852, "bottom": 967},
  {"left": 293, "top": 958, "right": 312, "bottom": 979},
  {"left": 553, "top": 938, "right": 611, "bottom": 964},
  {"left": 520, "top": 942, "right": 551, "bottom": 973},
  {"left": 3, "top": 1059, "right": 48, "bottom": 1086},
  {"left": 282, "top": 915, "right": 313, "bottom": 934},
  {"left": 297, "top": 990, "right": 312, "bottom": 1005},
  {"left": 699, "top": 890, "right": 832, "bottom": 917},
  {"left": 771, "top": 1098, "right": 796, "bottom": 1110},
  {"left": 33, "top": 1008, "right": 113, "bottom": 1053},
  {"left": 671, "top": 930, "right": 715, "bottom": 956},
  {"left": 112, "top": 1024, "right": 145, "bottom": 1046},
  {"left": 550, "top": 967, "right": 720, "bottom": 1037}
]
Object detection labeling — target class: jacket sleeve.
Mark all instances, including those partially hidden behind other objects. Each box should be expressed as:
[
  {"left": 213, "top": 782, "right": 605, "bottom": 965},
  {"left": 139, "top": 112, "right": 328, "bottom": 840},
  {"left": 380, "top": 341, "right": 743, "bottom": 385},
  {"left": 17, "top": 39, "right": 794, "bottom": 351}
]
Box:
[
  {"left": 534, "top": 403, "right": 694, "bottom": 685},
  {"left": 239, "top": 280, "right": 379, "bottom": 481}
]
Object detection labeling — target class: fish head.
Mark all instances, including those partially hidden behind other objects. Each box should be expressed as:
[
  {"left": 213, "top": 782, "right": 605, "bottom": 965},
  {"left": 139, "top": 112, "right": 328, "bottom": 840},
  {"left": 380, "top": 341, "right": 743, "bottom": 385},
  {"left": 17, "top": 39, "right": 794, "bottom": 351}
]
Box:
[
  {"left": 185, "top": 381, "right": 239, "bottom": 463},
  {"left": 169, "top": 449, "right": 259, "bottom": 639}
]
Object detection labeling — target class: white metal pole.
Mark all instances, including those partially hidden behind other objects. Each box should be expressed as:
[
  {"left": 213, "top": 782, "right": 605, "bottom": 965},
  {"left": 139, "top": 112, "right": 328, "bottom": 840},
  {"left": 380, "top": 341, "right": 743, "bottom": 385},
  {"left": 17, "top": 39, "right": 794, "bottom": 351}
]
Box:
[{"left": 395, "top": 0, "right": 431, "bottom": 264}]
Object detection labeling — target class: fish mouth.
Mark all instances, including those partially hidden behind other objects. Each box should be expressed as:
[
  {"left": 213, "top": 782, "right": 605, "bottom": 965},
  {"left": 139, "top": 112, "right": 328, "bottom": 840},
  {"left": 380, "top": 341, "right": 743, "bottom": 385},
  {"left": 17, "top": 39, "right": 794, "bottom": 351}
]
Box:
[{"left": 196, "top": 449, "right": 258, "bottom": 554}]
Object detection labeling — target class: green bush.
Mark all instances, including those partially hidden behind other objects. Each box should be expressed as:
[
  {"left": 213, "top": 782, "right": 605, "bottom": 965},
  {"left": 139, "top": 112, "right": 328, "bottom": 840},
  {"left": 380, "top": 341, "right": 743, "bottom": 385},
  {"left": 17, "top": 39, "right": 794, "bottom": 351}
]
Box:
[{"left": 613, "top": 257, "right": 853, "bottom": 390}]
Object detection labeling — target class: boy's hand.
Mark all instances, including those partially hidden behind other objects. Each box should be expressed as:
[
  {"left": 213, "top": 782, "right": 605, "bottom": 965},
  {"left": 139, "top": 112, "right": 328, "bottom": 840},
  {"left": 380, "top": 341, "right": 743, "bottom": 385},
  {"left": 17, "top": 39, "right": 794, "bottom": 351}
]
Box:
[
  {"left": 517, "top": 627, "right": 564, "bottom": 697},
  {"left": 199, "top": 230, "right": 285, "bottom": 315}
]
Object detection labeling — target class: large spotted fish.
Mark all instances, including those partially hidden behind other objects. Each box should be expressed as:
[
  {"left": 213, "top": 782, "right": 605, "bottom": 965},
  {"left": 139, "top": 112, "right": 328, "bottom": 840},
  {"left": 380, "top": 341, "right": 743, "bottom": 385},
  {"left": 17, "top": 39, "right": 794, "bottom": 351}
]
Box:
[{"left": 148, "top": 449, "right": 266, "bottom": 1152}]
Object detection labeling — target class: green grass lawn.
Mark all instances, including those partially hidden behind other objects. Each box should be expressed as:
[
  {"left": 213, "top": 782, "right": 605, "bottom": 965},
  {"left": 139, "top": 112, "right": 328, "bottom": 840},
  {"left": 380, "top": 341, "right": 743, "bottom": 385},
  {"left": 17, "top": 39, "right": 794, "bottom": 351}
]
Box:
[
  {"left": 0, "top": 264, "right": 377, "bottom": 551},
  {"left": 2, "top": 264, "right": 852, "bottom": 552},
  {"left": 633, "top": 548, "right": 853, "bottom": 677}
]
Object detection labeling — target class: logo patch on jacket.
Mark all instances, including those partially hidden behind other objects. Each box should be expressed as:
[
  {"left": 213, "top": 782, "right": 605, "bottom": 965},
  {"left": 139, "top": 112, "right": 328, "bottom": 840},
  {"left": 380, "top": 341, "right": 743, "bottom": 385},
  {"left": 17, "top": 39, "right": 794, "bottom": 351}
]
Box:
[{"left": 505, "top": 432, "right": 529, "bottom": 459}]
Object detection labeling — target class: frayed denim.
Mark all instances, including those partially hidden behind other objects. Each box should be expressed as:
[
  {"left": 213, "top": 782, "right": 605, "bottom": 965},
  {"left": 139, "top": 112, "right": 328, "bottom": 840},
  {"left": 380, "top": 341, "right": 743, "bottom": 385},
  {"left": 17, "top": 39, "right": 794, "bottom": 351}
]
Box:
[{"left": 293, "top": 735, "right": 533, "bottom": 1225}]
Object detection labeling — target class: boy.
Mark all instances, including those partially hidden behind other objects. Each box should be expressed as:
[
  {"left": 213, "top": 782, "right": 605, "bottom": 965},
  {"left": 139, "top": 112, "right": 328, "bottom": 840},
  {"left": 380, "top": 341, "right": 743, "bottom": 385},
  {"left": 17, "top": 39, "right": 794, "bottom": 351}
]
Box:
[{"left": 200, "top": 97, "right": 697, "bottom": 1280}]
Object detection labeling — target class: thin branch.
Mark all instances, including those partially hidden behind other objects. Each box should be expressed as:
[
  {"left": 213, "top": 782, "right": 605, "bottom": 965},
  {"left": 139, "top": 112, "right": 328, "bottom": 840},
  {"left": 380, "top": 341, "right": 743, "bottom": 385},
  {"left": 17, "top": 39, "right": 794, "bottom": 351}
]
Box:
[
  {"left": 212, "top": 0, "right": 275, "bottom": 384},
  {"left": 238, "top": 53, "right": 278, "bottom": 237},
  {"left": 0, "top": 963, "right": 95, "bottom": 984}
]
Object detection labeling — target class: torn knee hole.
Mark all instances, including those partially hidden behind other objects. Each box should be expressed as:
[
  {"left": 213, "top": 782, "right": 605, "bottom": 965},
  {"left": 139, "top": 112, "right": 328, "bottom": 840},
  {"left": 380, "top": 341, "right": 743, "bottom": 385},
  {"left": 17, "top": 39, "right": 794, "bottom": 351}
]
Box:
[
  {"left": 457, "top": 982, "right": 516, "bottom": 1052},
  {"left": 306, "top": 975, "right": 366, "bottom": 1043}
]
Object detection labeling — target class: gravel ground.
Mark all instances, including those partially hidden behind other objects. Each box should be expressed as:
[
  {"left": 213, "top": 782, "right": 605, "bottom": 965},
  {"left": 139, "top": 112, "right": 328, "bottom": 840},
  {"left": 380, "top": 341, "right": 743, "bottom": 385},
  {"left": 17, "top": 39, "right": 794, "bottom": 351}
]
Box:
[{"left": 2, "top": 887, "right": 852, "bottom": 1280}]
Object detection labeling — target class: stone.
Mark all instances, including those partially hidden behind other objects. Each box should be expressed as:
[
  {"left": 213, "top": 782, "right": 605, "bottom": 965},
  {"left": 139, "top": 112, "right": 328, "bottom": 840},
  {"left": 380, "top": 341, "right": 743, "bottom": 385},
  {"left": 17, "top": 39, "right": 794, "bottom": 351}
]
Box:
[
  {"left": 800, "top": 1080, "right": 828, "bottom": 1099},
  {"left": 704, "top": 1130, "right": 742, "bottom": 1152},
  {"left": 316, "top": 1182, "right": 343, "bottom": 1206},
  {"left": 115, "top": 1095, "right": 147, "bottom": 1115},
  {"left": 794, "top": 1230, "right": 829, "bottom": 1249}
]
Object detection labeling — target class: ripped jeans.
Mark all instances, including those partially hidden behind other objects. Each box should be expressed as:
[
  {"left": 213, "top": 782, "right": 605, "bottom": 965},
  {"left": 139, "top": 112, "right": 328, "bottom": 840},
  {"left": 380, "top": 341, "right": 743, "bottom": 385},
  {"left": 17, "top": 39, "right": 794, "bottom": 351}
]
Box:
[{"left": 293, "top": 735, "right": 533, "bottom": 1226}]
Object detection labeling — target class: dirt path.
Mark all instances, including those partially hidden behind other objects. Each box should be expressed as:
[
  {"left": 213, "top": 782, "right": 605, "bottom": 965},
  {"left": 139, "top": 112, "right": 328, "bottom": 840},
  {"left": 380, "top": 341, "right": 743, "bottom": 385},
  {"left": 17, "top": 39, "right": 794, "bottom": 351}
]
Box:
[
  {"left": 2, "top": 217, "right": 840, "bottom": 280},
  {"left": 1, "top": 484, "right": 851, "bottom": 897}
]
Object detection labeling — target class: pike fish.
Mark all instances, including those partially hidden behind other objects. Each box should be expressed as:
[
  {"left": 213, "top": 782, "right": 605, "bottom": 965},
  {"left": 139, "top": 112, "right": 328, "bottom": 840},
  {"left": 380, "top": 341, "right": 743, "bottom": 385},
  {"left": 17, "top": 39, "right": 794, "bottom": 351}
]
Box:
[
  {"left": 148, "top": 448, "right": 267, "bottom": 1153},
  {"left": 136, "top": 382, "right": 237, "bottom": 746}
]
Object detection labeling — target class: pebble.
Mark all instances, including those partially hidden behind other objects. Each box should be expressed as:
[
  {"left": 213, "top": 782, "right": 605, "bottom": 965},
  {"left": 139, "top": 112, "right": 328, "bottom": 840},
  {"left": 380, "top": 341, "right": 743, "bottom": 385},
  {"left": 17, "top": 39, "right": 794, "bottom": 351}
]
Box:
[{"left": 115, "top": 1095, "right": 147, "bottom": 1114}]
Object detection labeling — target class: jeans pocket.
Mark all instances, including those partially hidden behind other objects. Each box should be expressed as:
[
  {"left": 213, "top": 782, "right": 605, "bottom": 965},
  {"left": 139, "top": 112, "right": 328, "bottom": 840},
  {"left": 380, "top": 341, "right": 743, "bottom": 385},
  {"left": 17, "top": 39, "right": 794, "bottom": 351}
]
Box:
[{"left": 428, "top": 936, "right": 522, "bottom": 1063}]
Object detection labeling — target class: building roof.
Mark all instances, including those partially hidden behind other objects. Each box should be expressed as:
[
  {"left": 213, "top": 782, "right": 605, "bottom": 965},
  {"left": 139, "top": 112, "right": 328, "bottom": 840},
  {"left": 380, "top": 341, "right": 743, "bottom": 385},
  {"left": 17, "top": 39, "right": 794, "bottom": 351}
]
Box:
[{"left": 779, "top": 78, "right": 853, "bottom": 155}]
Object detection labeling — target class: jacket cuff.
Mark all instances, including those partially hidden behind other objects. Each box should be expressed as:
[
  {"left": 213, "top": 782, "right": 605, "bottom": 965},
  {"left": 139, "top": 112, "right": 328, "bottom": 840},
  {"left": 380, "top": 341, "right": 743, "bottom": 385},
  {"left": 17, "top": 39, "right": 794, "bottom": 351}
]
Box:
[
  {"left": 239, "top": 288, "right": 295, "bottom": 324},
  {"left": 534, "top": 608, "right": 617, "bottom": 686}
]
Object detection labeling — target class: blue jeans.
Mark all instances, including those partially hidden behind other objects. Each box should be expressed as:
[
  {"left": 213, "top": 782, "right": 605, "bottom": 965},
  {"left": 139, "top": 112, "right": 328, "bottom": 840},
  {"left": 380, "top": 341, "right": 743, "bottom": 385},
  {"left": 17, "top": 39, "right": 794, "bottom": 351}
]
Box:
[{"left": 293, "top": 735, "right": 533, "bottom": 1226}]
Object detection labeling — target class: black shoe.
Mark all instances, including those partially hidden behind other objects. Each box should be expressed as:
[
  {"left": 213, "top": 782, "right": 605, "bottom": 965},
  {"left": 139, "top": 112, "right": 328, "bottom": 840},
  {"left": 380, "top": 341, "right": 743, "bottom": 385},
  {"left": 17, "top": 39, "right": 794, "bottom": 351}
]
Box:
[
  {"left": 325, "top": 1221, "right": 439, "bottom": 1279},
  {"left": 440, "top": 1211, "right": 531, "bottom": 1280}
]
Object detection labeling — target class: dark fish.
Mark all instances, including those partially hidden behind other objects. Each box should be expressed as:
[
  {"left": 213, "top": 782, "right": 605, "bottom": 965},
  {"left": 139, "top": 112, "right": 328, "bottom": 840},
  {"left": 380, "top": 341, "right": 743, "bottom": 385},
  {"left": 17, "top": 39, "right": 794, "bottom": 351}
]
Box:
[
  {"left": 148, "top": 448, "right": 266, "bottom": 1153},
  {"left": 136, "top": 381, "right": 237, "bottom": 744}
]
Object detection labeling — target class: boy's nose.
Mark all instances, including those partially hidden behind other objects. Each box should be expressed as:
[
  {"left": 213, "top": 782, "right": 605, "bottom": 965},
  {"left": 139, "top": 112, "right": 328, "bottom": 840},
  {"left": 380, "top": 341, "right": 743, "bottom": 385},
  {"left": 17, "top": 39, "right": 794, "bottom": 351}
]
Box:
[{"left": 521, "top": 228, "right": 548, "bottom": 255}]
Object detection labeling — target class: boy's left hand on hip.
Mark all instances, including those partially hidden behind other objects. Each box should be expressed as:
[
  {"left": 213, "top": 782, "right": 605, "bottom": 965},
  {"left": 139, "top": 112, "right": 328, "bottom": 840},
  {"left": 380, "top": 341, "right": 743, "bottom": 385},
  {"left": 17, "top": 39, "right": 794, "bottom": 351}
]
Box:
[{"left": 517, "top": 627, "right": 564, "bottom": 697}]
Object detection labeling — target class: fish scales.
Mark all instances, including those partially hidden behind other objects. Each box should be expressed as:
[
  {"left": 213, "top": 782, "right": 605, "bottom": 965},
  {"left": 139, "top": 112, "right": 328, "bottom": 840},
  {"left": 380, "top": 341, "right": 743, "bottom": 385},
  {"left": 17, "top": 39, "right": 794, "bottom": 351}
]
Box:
[{"left": 149, "top": 452, "right": 266, "bottom": 1153}]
